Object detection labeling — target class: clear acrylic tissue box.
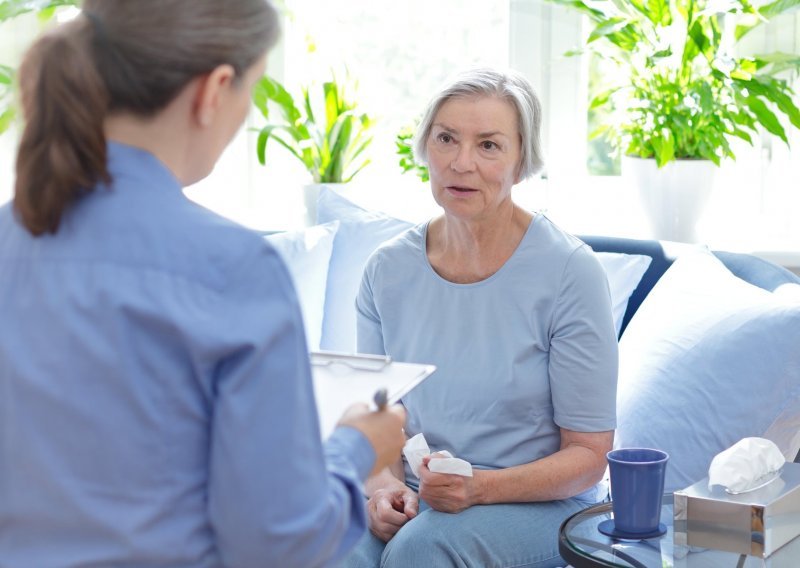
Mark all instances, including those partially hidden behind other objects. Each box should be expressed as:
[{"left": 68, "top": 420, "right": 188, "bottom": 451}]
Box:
[{"left": 674, "top": 461, "right": 800, "bottom": 559}]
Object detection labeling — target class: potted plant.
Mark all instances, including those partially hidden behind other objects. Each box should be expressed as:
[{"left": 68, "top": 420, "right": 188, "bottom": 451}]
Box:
[
  {"left": 547, "top": 0, "right": 800, "bottom": 242},
  {"left": 252, "top": 72, "right": 374, "bottom": 225},
  {"left": 395, "top": 124, "right": 429, "bottom": 182}
]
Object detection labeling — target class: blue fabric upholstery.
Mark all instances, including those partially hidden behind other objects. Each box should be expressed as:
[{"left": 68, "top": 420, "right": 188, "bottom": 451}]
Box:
[{"left": 579, "top": 235, "right": 800, "bottom": 464}]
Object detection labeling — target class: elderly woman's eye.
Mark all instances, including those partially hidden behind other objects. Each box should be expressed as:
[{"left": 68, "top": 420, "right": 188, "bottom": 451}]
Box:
[
  {"left": 481, "top": 140, "right": 499, "bottom": 151},
  {"left": 437, "top": 133, "right": 453, "bottom": 144}
]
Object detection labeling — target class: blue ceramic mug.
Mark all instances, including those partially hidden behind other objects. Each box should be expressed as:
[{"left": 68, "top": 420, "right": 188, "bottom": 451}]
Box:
[{"left": 607, "top": 448, "right": 669, "bottom": 534}]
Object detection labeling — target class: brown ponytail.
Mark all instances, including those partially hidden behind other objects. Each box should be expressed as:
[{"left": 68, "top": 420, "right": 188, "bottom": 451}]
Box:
[
  {"left": 14, "top": 19, "right": 109, "bottom": 236},
  {"left": 13, "top": 0, "right": 280, "bottom": 236}
]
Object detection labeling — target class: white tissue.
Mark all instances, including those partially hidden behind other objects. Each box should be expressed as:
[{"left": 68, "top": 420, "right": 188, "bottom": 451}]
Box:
[
  {"left": 708, "top": 437, "right": 785, "bottom": 493},
  {"left": 403, "top": 433, "right": 429, "bottom": 478},
  {"left": 402, "top": 433, "right": 473, "bottom": 478},
  {"left": 428, "top": 451, "right": 474, "bottom": 477}
]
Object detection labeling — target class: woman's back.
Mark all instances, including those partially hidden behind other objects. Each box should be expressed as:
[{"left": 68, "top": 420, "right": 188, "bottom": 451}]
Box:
[
  {"left": 1, "top": 2, "right": 407, "bottom": 564},
  {"left": 0, "top": 142, "right": 307, "bottom": 566}
]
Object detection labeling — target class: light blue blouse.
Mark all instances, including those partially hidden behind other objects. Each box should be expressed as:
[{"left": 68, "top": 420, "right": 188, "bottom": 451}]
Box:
[
  {"left": 0, "top": 142, "right": 373, "bottom": 567},
  {"left": 357, "top": 216, "right": 618, "bottom": 500}
]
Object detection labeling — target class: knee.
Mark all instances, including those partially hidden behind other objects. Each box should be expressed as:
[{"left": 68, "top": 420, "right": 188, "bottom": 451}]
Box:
[
  {"left": 338, "top": 531, "right": 386, "bottom": 568},
  {"left": 381, "top": 515, "right": 460, "bottom": 567}
]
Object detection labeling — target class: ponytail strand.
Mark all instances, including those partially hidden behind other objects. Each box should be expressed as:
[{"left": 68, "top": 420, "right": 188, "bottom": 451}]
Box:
[{"left": 14, "top": 18, "right": 110, "bottom": 235}]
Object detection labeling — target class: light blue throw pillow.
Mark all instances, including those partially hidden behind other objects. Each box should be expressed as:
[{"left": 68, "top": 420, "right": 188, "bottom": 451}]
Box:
[
  {"left": 265, "top": 221, "right": 339, "bottom": 351},
  {"left": 616, "top": 250, "right": 800, "bottom": 493},
  {"left": 317, "top": 188, "right": 413, "bottom": 352}
]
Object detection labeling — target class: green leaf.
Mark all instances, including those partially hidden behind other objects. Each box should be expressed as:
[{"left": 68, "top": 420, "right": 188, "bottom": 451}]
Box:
[
  {"left": 302, "top": 86, "right": 316, "bottom": 126},
  {"left": 757, "top": 0, "right": 800, "bottom": 20},
  {"left": 589, "top": 87, "right": 620, "bottom": 109},
  {"left": 652, "top": 127, "right": 675, "bottom": 167},
  {"left": 685, "top": 19, "right": 713, "bottom": 64},
  {"left": 739, "top": 76, "right": 800, "bottom": 130},
  {"left": 252, "top": 78, "right": 271, "bottom": 118},
  {"left": 544, "top": 0, "right": 607, "bottom": 20},
  {"left": 587, "top": 17, "right": 628, "bottom": 43},
  {"left": 751, "top": 53, "right": 800, "bottom": 76},
  {"left": 588, "top": 123, "right": 612, "bottom": 140},
  {"left": 735, "top": 0, "right": 800, "bottom": 39},
  {"left": 0, "top": 64, "right": 13, "bottom": 86},
  {"left": 323, "top": 81, "right": 339, "bottom": 136},
  {"left": 744, "top": 95, "right": 788, "bottom": 142},
  {"left": 0, "top": 0, "right": 79, "bottom": 22},
  {"left": 627, "top": 0, "right": 671, "bottom": 26},
  {"left": 256, "top": 125, "right": 302, "bottom": 165},
  {"left": 327, "top": 114, "right": 353, "bottom": 180},
  {"left": 258, "top": 76, "right": 302, "bottom": 125},
  {"left": 343, "top": 158, "right": 371, "bottom": 183},
  {"left": 0, "top": 107, "right": 15, "bottom": 134},
  {"left": 729, "top": 126, "right": 754, "bottom": 145}
]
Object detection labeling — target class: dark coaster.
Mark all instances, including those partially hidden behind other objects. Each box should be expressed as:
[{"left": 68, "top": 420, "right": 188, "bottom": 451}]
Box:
[{"left": 597, "top": 519, "right": 667, "bottom": 540}]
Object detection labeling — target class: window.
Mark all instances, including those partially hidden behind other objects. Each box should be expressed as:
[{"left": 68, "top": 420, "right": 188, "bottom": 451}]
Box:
[
  {"left": 189, "top": 0, "right": 516, "bottom": 229},
  {"left": 2, "top": 1, "right": 798, "bottom": 261}
]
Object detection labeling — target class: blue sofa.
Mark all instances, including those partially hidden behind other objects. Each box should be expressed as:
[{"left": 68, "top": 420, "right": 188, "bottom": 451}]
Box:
[
  {"left": 266, "top": 187, "right": 800, "bottom": 476},
  {"left": 580, "top": 235, "right": 800, "bottom": 464}
]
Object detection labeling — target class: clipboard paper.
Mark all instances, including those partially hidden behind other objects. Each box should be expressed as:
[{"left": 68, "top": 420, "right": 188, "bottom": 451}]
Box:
[{"left": 310, "top": 350, "right": 435, "bottom": 439}]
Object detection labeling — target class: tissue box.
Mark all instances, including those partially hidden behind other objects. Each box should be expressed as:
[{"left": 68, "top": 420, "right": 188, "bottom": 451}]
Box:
[{"left": 674, "top": 462, "right": 800, "bottom": 558}]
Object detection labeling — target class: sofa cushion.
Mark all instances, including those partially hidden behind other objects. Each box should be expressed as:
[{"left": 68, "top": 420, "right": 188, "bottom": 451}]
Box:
[
  {"left": 317, "top": 189, "right": 413, "bottom": 352},
  {"left": 615, "top": 249, "right": 800, "bottom": 492},
  {"left": 265, "top": 221, "right": 339, "bottom": 350},
  {"left": 594, "top": 252, "right": 651, "bottom": 337},
  {"left": 581, "top": 235, "right": 800, "bottom": 336}
]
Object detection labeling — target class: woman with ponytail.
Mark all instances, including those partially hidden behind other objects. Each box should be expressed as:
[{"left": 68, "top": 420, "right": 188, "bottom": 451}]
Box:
[{"left": 0, "top": 2, "right": 405, "bottom": 566}]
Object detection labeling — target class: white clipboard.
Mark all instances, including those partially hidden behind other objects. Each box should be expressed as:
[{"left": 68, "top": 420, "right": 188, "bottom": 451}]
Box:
[{"left": 310, "top": 350, "right": 436, "bottom": 439}]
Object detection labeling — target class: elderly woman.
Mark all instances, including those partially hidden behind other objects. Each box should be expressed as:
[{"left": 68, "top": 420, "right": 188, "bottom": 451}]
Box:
[{"left": 342, "top": 68, "right": 618, "bottom": 567}]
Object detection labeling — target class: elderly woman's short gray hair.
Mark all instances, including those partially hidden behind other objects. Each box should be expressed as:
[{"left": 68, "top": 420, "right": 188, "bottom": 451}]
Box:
[{"left": 413, "top": 68, "right": 544, "bottom": 180}]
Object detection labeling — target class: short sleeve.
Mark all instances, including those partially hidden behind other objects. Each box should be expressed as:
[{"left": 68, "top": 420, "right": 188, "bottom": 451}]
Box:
[{"left": 549, "top": 245, "right": 618, "bottom": 432}]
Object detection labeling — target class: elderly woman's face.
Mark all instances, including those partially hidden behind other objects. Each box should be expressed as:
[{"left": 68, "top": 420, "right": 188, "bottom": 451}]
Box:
[{"left": 427, "top": 95, "right": 521, "bottom": 221}]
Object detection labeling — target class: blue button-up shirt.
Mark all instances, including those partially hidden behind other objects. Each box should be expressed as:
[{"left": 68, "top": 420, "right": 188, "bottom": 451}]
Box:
[{"left": 0, "top": 142, "right": 373, "bottom": 567}]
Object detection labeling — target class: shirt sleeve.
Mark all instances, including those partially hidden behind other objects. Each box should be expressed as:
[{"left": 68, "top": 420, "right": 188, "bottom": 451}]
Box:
[
  {"left": 356, "top": 254, "right": 386, "bottom": 356},
  {"left": 549, "top": 244, "right": 619, "bottom": 432},
  {"left": 205, "top": 241, "right": 375, "bottom": 568}
]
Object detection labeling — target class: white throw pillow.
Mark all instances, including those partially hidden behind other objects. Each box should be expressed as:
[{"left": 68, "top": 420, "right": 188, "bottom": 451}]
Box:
[
  {"left": 265, "top": 221, "right": 339, "bottom": 351},
  {"left": 616, "top": 249, "right": 800, "bottom": 492},
  {"left": 594, "top": 252, "right": 652, "bottom": 336}
]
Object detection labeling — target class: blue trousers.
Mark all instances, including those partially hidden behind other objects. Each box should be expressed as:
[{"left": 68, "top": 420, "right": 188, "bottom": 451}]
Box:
[{"left": 339, "top": 496, "right": 590, "bottom": 568}]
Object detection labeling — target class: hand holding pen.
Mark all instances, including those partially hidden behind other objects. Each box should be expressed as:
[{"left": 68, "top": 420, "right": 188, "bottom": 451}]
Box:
[
  {"left": 373, "top": 387, "right": 388, "bottom": 411},
  {"left": 338, "top": 390, "right": 405, "bottom": 476}
]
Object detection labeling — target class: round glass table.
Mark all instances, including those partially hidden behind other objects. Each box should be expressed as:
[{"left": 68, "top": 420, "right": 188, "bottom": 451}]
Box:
[{"left": 558, "top": 494, "right": 800, "bottom": 567}]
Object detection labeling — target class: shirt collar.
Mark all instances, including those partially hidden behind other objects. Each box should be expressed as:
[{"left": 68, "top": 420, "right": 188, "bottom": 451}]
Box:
[{"left": 106, "top": 141, "right": 183, "bottom": 194}]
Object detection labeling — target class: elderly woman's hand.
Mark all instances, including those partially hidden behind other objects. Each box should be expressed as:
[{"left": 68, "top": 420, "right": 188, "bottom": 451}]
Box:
[
  {"left": 366, "top": 485, "right": 419, "bottom": 542},
  {"left": 417, "top": 454, "right": 479, "bottom": 513}
]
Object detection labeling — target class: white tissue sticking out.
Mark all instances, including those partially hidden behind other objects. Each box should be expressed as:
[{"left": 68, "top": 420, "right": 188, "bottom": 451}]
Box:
[
  {"left": 402, "top": 433, "right": 473, "bottom": 478},
  {"left": 708, "top": 437, "right": 786, "bottom": 494},
  {"left": 403, "top": 433, "right": 429, "bottom": 478}
]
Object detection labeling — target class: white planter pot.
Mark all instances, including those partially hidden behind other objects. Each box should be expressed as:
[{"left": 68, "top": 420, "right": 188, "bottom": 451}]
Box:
[
  {"left": 303, "top": 183, "right": 348, "bottom": 227},
  {"left": 623, "top": 156, "right": 716, "bottom": 243}
]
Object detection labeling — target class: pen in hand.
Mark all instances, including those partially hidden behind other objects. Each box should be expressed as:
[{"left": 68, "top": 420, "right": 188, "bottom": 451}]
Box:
[{"left": 373, "top": 387, "right": 388, "bottom": 411}]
